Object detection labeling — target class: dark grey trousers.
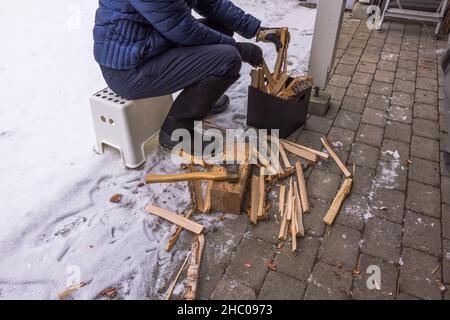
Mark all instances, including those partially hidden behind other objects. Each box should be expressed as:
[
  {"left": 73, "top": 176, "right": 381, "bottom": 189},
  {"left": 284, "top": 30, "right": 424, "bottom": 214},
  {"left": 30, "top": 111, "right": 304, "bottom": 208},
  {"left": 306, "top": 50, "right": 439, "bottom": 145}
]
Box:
[
  {"left": 441, "top": 36, "right": 450, "bottom": 153},
  {"left": 100, "top": 19, "right": 242, "bottom": 100}
]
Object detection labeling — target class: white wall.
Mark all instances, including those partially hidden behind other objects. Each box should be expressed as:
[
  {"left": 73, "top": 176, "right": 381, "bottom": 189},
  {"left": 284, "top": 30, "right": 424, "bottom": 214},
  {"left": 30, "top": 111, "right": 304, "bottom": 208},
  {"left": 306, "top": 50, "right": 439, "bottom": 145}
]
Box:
[{"left": 306, "top": 0, "right": 356, "bottom": 10}]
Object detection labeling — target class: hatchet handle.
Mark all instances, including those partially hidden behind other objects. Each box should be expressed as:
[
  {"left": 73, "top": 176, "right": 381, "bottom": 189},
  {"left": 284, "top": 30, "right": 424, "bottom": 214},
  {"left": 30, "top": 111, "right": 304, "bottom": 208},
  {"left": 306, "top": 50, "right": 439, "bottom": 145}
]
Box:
[{"left": 146, "top": 169, "right": 228, "bottom": 184}]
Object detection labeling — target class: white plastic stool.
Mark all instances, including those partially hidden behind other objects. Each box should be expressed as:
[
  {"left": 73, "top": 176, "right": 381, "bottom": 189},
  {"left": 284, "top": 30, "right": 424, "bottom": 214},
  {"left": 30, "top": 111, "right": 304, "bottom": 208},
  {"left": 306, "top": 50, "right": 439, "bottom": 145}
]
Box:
[{"left": 90, "top": 88, "right": 173, "bottom": 168}]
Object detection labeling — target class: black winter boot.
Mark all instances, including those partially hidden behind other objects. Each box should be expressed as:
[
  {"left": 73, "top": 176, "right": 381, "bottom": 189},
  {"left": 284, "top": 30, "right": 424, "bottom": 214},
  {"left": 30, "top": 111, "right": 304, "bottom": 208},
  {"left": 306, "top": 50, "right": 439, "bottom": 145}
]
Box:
[
  {"left": 159, "top": 75, "right": 239, "bottom": 154},
  {"left": 210, "top": 95, "right": 230, "bottom": 115}
]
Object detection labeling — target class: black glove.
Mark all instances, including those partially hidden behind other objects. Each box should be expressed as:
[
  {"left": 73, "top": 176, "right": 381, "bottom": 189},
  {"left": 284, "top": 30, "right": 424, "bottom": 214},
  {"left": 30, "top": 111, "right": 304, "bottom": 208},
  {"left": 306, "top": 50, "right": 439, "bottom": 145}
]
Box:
[
  {"left": 235, "top": 42, "right": 263, "bottom": 68},
  {"left": 257, "top": 27, "right": 283, "bottom": 51}
]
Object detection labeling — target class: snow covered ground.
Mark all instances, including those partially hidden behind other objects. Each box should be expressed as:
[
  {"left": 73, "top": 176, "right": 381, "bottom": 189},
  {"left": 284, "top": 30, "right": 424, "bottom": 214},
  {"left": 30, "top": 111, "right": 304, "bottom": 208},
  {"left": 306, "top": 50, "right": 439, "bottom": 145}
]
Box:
[{"left": 0, "top": 0, "right": 316, "bottom": 299}]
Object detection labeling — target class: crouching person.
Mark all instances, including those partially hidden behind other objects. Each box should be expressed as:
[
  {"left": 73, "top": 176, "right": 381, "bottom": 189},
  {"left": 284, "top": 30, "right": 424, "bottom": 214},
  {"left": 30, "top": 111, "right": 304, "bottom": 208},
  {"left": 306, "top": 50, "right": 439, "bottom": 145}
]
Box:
[{"left": 93, "top": 0, "right": 281, "bottom": 152}]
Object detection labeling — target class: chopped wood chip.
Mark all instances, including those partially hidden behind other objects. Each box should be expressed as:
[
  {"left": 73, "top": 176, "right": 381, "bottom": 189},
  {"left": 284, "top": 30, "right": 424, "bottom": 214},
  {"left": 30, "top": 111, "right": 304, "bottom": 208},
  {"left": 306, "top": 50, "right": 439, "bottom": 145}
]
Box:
[
  {"left": 110, "top": 194, "right": 122, "bottom": 203},
  {"left": 352, "top": 266, "right": 361, "bottom": 276},
  {"left": 432, "top": 265, "right": 441, "bottom": 275},
  {"left": 218, "top": 215, "right": 225, "bottom": 221},
  {"left": 266, "top": 259, "right": 277, "bottom": 271},
  {"left": 276, "top": 242, "right": 284, "bottom": 250},
  {"left": 244, "top": 263, "right": 252, "bottom": 268},
  {"left": 378, "top": 206, "right": 388, "bottom": 211},
  {"left": 58, "top": 282, "right": 87, "bottom": 300},
  {"left": 436, "top": 280, "right": 446, "bottom": 292},
  {"left": 101, "top": 287, "right": 117, "bottom": 298}
]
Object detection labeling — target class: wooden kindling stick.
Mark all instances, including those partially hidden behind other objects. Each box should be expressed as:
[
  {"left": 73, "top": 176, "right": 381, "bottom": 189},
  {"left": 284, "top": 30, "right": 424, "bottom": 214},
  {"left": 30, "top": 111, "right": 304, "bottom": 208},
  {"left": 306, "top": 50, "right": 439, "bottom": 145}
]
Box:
[
  {"left": 323, "top": 178, "right": 353, "bottom": 226},
  {"left": 320, "top": 137, "right": 352, "bottom": 178},
  {"left": 165, "top": 209, "right": 194, "bottom": 252},
  {"left": 145, "top": 205, "right": 204, "bottom": 234},
  {"left": 295, "top": 161, "right": 309, "bottom": 213}
]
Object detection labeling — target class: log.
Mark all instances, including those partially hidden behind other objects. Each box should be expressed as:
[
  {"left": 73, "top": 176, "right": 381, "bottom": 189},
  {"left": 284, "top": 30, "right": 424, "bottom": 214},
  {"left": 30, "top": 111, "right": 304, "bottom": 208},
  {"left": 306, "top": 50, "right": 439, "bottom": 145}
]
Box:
[
  {"left": 145, "top": 205, "right": 204, "bottom": 234},
  {"left": 279, "top": 185, "right": 286, "bottom": 217},
  {"left": 184, "top": 234, "right": 205, "bottom": 300},
  {"left": 262, "top": 60, "right": 276, "bottom": 91},
  {"left": 281, "top": 139, "right": 329, "bottom": 160},
  {"left": 166, "top": 254, "right": 189, "bottom": 300},
  {"left": 293, "top": 182, "right": 305, "bottom": 237},
  {"left": 146, "top": 169, "right": 228, "bottom": 184},
  {"left": 211, "top": 147, "right": 251, "bottom": 214},
  {"left": 320, "top": 137, "right": 352, "bottom": 178},
  {"left": 323, "top": 178, "right": 353, "bottom": 226},
  {"left": 165, "top": 209, "right": 194, "bottom": 252},
  {"left": 257, "top": 175, "right": 267, "bottom": 220},
  {"left": 272, "top": 72, "right": 289, "bottom": 95},
  {"left": 278, "top": 140, "right": 292, "bottom": 169},
  {"left": 295, "top": 161, "right": 310, "bottom": 213},
  {"left": 249, "top": 175, "right": 259, "bottom": 225},
  {"left": 280, "top": 140, "right": 318, "bottom": 163}
]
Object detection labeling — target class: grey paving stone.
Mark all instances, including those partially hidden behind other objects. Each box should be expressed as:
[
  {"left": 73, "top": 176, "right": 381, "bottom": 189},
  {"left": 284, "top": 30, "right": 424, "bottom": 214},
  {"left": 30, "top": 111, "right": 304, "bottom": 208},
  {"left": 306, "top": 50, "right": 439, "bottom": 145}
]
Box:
[
  {"left": 372, "top": 187, "right": 405, "bottom": 223},
  {"left": 384, "top": 121, "right": 411, "bottom": 143},
  {"left": 396, "top": 68, "right": 416, "bottom": 81},
  {"left": 394, "top": 78, "right": 415, "bottom": 94},
  {"left": 365, "top": 45, "right": 383, "bottom": 55},
  {"left": 381, "top": 139, "right": 410, "bottom": 162},
  {"left": 258, "top": 271, "right": 306, "bottom": 300},
  {"left": 356, "top": 124, "right": 384, "bottom": 147},
  {"left": 361, "top": 53, "right": 379, "bottom": 64},
  {"left": 383, "top": 43, "right": 401, "bottom": 54},
  {"left": 362, "top": 216, "right": 402, "bottom": 263},
  {"left": 391, "top": 91, "right": 414, "bottom": 108},
  {"left": 398, "top": 59, "right": 417, "bottom": 71},
  {"left": 334, "top": 110, "right": 361, "bottom": 132},
  {"left": 418, "top": 67, "right": 437, "bottom": 80},
  {"left": 380, "top": 52, "right": 399, "bottom": 63},
  {"left": 327, "top": 126, "right": 355, "bottom": 151},
  {"left": 248, "top": 207, "right": 282, "bottom": 245},
  {"left": 357, "top": 62, "right": 377, "bottom": 74},
  {"left": 352, "top": 72, "right": 374, "bottom": 86},
  {"left": 412, "top": 118, "right": 440, "bottom": 140},
  {"left": 319, "top": 223, "right": 361, "bottom": 271},
  {"left": 304, "top": 199, "right": 328, "bottom": 237},
  {"left": 329, "top": 74, "right": 352, "bottom": 88},
  {"left": 408, "top": 157, "right": 440, "bottom": 186},
  {"left": 366, "top": 93, "right": 390, "bottom": 111},
  {"left": 341, "top": 95, "right": 366, "bottom": 113},
  {"left": 414, "top": 103, "right": 438, "bottom": 121},
  {"left": 352, "top": 166, "right": 376, "bottom": 195},
  {"left": 350, "top": 39, "right": 367, "bottom": 48},
  {"left": 296, "top": 130, "right": 324, "bottom": 151},
  {"left": 226, "top": 237, "right": 274, "bottom": 289},
  {"left": 304, "top": 262, "right": 353, "bottom": 300},
  {"left": 340, "top": 54, "right": 361, "bottom": 65},
  {"left": 443, "top": 204, "right": 450, "bottom": 239},
  {"left": 417, "top": 78, "right": 438, "bottom": 92},
  {"left": 406, "top": 181, "right": 441, "bottom": 218},
  {"left": 361, "top": 108, "right": 387, "bottom": 127},
  {"left": 352, "top": 254, "right": 399, "bottom": 299},
  {"left": 346, "top": 46, "right": 364, "bottom": 56},
  {"left": 335, "top": 193, "right": 368, "bottom": 231},
  {"left": 368, "top": 38, "right": 385, "bottom": 47},
  {"left": 399, "top": 248, "right": 442, "bottom": 300},
  {"left": 397, "top": 292, "right": 421, "bottom": 300},
  {"left": 388, "top": 105, "right": 412, "bottom": 124},
  {"left": 326, "top": 85, "right": 347, "bottom": 101},
  {"left": 443, "top": 176, "right": 450, "bottom": 205},
  {"left": 411, "top": 135, "right": 440, "bottom": 162},
  {"left": 378, "top": 60, "right": 397, "bottom": 72},
  {"left": 274, "top": 237, "right": 320, "bottom": 281},
  {"left": 349, "top": 143, "right": 380, "bottom": 169},
  {"left": 346, "top": 83, "right": 369, "bottom": 99},
  {"left": 370, "top": 80, "right": 393, "bottom": 96},
  {"left": 211, "top": 274, "right": 256, "bottom": 300},
  {"left": 441, "top": 152, "right": 450, "bottom": 177},
  {"left": 375, "top": 70, "right": 395, "bottom": 83},
  {"left": 308, "top": 170, "right": 341, "bottom": 201},
  {"left": 400, "top": 50, "right": 418, "bottom": 61},
  {"left": 375, "top": 159, "right": 408, "bottom": 191},
  {"left": 403, "top": 211, "right": 441, "bottom": 257},
  {"left": 440, "top": 114, "right": 448, "bottom": 133},
  {"left": 305, "top": 115, "right": 333, "bottom": 134},
  {"left": 316, "top": 147, "right": 349, "bottom": 176},
  {"left": 416, "top": 89, "right": 438, "bottom": 105},
  {"left": 335, "top": 63, "right": 357, "bottom": 77},
  {"left": 402, "top": 41, "right": 419, "bottom": 52},
  {"left": 444, "top": 240, "right": 450, "bottom": 284}
]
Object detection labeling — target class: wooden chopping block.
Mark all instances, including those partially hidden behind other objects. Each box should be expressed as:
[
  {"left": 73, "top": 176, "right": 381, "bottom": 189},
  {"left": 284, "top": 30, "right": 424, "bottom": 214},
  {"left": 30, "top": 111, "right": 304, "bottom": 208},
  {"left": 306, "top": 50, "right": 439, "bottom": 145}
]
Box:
[{"left": 210, "top": 151, "right": 251, "bottom": 214}]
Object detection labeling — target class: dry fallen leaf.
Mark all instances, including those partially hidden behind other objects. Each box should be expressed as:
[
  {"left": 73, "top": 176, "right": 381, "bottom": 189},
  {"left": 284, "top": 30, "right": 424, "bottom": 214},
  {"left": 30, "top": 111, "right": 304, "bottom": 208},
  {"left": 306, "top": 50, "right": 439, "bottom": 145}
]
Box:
[
  {"left": 336, "top": 261, "right": 343, "bottom": 269},
  {"left": 101, "top": 287, "right": 118, "bottom": 298},
  {"left": 218, "top": 215, "right": 225, "bottom": 221},
  {"left": 110, "top": 194, "right": 122, "bottom": 203},
  {"left": 266, "top": 259, "right": 277, "bottom": 271}
]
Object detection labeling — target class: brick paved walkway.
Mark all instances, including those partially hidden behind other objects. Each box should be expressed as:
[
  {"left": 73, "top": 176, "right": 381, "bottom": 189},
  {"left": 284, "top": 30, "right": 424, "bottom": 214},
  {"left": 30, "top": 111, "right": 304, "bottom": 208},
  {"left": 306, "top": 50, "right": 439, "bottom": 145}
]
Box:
[{"left": 199, "top": 17, "right": 450, "bottom": 300}]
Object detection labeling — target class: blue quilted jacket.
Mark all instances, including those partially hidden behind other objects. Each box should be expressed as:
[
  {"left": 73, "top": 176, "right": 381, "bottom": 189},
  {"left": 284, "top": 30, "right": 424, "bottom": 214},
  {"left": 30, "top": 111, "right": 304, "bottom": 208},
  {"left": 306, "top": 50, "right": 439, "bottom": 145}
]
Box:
[{"left": 93, "top": 0, "right": 261, "bottom": 70}]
